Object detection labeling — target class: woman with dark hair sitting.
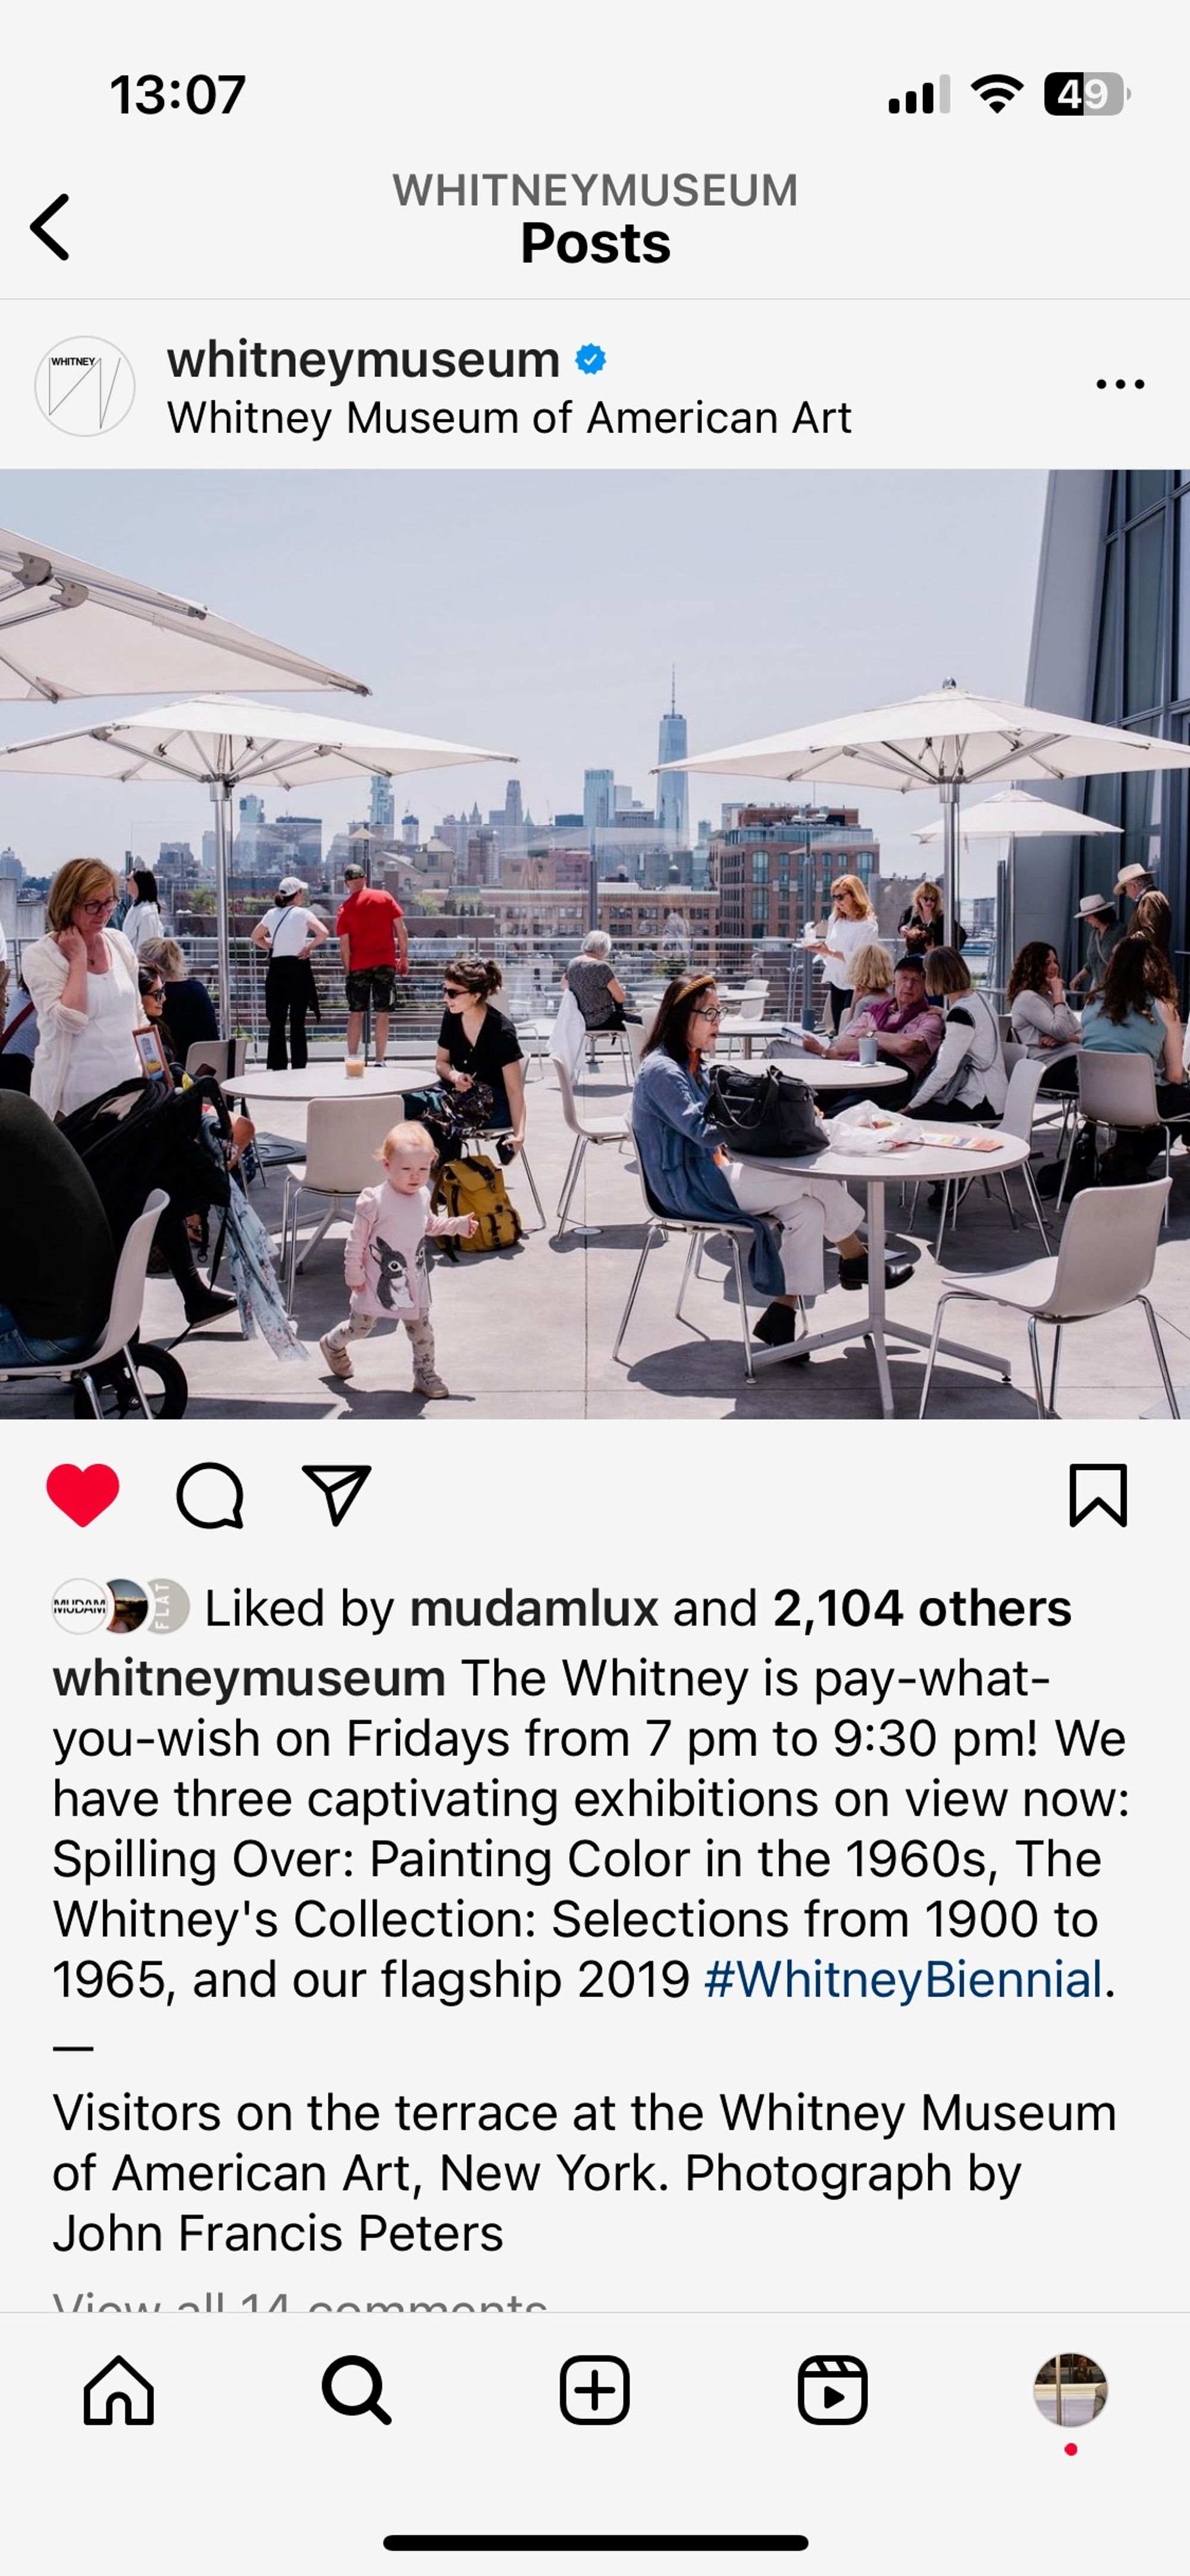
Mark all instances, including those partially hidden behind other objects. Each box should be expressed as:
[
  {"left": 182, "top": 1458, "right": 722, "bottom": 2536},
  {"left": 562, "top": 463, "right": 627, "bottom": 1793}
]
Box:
[
  {"left": 1081, "top": 934, "right": 1188, "bottom": 1180},
  {"left": 1007, "top": 942, "right": 1082, "bottom": 1091},
  {"left": 906, "top": 948, "right": 1007, "bottom": 1121},
  {"left": 435, "top": 955, "right": 527, "bottom": 1156},
  {"left": 122, "top": 868, "right": 164, "bottom": 957},
  {"left": 139, "top": 936, "right": 218, "bottom": 1068},
  {"left": 631, "top": 972, "right": 911, "bottom": 1351}
]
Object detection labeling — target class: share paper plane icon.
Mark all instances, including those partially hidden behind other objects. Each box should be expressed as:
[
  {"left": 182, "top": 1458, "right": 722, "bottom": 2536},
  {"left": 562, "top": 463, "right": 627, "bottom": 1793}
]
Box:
[{"left": 301, "top": 1464, "right": 372, "bottom": 1526}]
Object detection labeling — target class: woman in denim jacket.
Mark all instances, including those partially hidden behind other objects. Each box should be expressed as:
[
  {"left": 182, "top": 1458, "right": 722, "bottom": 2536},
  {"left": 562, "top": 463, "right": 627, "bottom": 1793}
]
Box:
[{"left": 632, "top": 974, "right": 910, "bottom": 1350}]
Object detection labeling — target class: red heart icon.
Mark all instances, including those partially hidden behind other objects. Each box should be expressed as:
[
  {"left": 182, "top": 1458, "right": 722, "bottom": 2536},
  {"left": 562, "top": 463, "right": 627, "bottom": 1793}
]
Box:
[{"left": 46, "top": 1464, "right": 121, "bottom": 1527}]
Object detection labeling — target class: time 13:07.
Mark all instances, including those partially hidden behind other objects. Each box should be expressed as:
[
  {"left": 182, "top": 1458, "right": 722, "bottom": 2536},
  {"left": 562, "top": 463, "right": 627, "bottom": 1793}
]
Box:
[{"left": 111, "top": 75, "right": 246, "bottom": 114}]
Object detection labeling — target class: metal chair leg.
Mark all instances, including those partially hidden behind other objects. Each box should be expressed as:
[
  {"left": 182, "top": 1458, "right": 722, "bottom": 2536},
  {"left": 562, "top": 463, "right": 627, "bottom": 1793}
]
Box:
[
  {"left": 555, "top": 1136, "right": 585, "bottom": 1230},
  {"left": 1138, "top": 1294, "right": 1180, "bottom": 1418},
  {"left": 122, "top": 1342, "right": 155, "bottom": 1420},
  {"left": 934, "top": 1182, "right": 951, "bottom": 1261},
  {"left": 728, "top": 1235, "right": 755, "bottom": 1382},
  {"left": 675, "top": 1232, "right": 699, "bottom": 1326},
  {"left": 1054, "top": 1113, "right": 1082, "bottom": 1214},
  {"left": 1047, "top": 1322, "right": 1064, "bottom": 1416},
  {"left": 612, "top": 1225, "right": 663, "bottom": 1362},
  {"left": 998, "top": 1172, "right": 1020, "bottom": 1232},
  {"left": 1021, "top": 1159, "right": 1050, "bottom": 1248},
  {"left": 514, "top": 1147, "right": 546, "bottom": 1232},
  {"left": 1026, "top": 1315, "right": 1048, "bottom": 1419},
  {"left": 917, "top": 1289, "right": 957, "bottom": 1419},
  {"left": 77, "top": 1370, "right": 104, "bottom": 1420}
]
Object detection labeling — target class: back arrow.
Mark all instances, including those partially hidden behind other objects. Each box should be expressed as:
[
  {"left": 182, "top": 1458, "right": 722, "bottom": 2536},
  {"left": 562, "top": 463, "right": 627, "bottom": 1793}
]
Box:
[{"left": 31, "top": 194, "right": 70, "bottom": 261}]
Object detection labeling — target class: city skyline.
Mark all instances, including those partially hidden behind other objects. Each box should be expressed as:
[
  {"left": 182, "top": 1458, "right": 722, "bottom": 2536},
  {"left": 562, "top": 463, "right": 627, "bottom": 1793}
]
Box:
[{"left": 0, "top": 469, "right": 1047, "bottom": 893}]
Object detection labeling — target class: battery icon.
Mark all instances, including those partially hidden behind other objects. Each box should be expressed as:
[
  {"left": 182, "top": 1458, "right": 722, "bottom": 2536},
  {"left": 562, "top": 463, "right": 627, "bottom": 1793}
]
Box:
[{"left": 1045, "top": 72, "right": 1129, "bottom": 115}]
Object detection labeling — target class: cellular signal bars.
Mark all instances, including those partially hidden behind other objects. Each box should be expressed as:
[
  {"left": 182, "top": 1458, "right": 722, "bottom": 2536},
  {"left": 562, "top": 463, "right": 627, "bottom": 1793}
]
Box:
[{"left": 888, "top": 77, "right": 951, "bottom": 114}]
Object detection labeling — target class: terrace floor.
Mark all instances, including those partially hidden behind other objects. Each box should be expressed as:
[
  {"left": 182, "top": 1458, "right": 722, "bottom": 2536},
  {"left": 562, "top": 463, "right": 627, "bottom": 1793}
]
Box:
[{"left": 5, "top": 1046, "right": 1190, "bottom": 1424}]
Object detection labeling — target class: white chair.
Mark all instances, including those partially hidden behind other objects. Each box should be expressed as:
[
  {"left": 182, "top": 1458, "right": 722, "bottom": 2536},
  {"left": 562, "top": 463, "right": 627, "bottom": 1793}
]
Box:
[
  {"left": 613, "top": 1153, "right": 782, "bottom": 1384},
  {"left": 184, "top": 1036, "right": 246, "bottom": 1083},
  {"left": 718, "top": 990, "right": 768, "bottom": 1057},
  {"left": 552, "top": 1056, "right": 631, "bottom": 1234},
  {"left": 926, "top": 1058, "right": 1051, "bottom": 1256},
  {"left": 281, "top": 1096, "right": 397, "bottom": 1305},
  {"left": 625, "top": 1013, "right": 655, "bottom": 1072},
  {"left": 580, "top": 1023, "right": 635, "bottom": 1084},
  {"left": 1057, "top": 1049, "right": 1190, "bottom": 1222},
  {"left": 512, "top": 1009, "right": 557, "bottom": 1082},
  {"left": 0, "top": 1188, "right": 170, "bottom": 1418},
  {"left": 918, "top": 1178, "right": 1178, "bottom": 1419}
]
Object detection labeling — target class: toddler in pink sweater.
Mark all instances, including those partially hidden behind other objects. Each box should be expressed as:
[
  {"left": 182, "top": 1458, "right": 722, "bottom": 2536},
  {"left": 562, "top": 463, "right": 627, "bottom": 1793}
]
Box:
[{"left": 320, "top": 1121, "right": 475, "bottom": 1398}]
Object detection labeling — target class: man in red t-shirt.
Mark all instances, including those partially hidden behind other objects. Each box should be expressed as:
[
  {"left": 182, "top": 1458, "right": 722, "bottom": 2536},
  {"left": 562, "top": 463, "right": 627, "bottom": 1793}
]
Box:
[{"left": 336, "top": 862, "right": 409, "bottom": 1068}]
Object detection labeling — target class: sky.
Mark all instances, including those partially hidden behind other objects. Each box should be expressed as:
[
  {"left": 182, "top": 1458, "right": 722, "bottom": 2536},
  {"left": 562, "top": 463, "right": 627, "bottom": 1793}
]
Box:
[{"left": 0, "top": 470, "right": 1048, "bottom": 892}]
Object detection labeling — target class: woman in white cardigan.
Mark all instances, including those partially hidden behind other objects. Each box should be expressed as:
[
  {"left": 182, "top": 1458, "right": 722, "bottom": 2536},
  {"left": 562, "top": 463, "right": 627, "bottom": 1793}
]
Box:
[
  {"left": 21, "top": 858, "right": 235, "bottom": 1327},
  {"left": 23, "top": 860, "right": 144, "bottom": 1121}
]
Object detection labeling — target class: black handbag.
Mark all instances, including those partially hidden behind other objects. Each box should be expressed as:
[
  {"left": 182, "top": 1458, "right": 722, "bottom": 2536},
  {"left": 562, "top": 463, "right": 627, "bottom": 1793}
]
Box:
[{"left": 706, "top": 1062, "right": 828, "bottom": 1159}]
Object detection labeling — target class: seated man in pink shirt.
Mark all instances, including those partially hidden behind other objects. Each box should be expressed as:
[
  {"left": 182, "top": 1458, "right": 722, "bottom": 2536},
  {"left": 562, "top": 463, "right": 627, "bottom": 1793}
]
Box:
[{"left": 815, "top": 953, "right": 944, "bottom": 1113}]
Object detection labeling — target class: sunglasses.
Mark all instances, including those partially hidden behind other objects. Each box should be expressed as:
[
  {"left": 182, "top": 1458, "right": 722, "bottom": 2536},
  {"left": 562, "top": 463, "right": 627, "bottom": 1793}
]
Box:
[{"left": 443, "top": 984, "right": 466, "bottom": 997}]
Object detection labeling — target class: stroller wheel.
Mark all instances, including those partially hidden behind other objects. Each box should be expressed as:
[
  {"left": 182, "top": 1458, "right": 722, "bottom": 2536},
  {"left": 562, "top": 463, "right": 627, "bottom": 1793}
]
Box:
[{"left": 72, "top": 1342, "right": 189, "bottom": 1420}]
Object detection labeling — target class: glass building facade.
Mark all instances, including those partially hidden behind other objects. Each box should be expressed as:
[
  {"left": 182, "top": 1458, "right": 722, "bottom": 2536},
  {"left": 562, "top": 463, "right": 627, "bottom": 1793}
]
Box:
[{"left": 1028, "top": 470, "right": 1189, "bottom": 992}]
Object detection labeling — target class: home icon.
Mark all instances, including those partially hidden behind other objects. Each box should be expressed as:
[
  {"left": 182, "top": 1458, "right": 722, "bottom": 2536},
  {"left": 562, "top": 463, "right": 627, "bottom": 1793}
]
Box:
[{"left": 83, "top": 2355, "right": 155, "bottom": 2427}]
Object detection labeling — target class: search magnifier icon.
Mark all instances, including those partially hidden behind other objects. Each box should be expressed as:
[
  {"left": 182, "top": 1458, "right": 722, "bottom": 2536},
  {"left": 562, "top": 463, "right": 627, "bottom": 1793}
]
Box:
[{"left": 321, "top": 2354, "right": 392, "bottom": 2426}]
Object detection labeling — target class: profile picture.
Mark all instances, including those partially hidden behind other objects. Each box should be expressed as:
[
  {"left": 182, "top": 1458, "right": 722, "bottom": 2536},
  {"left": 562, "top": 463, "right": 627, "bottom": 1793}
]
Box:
[
  {"left": 1033, "top": 2352, "right": 1108, "bottom": 2428},
  {"left": 106, "top": 1578, "right": 150, "bottom": 1636}
]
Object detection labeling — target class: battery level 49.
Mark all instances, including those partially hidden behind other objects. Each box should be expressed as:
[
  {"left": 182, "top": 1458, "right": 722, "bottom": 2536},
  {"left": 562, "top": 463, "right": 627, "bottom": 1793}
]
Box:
[{"left": 1045, "top": 72, "right": 1130, "bottom": 115}]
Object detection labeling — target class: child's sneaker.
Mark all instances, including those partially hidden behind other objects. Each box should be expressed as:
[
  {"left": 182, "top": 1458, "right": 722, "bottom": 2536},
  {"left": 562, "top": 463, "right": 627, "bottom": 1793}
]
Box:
[
  {"left": 412, "top": 1367, "right": 450, "bottom": 1400},
  {"left": 320, "top": 1335, "right": 353, "bottom": 1380}
]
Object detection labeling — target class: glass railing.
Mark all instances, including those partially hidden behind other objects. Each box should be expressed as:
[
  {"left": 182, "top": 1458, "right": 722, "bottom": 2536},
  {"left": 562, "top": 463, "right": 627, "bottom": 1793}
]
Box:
[{"left": 9, "top": 923, "right": 1002, "bottom": 1056}]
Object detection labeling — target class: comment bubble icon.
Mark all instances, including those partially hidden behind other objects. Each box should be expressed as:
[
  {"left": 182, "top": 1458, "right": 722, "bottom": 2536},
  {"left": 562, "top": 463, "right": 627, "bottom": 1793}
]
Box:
[{"left": 176, "top": 1463, "right": 245, "bottom": 1532}]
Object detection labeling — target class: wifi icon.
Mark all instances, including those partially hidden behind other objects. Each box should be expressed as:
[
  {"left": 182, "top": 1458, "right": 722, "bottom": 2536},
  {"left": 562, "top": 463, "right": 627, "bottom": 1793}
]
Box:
[{"left": 972, "top": 71, "right": 1023, "bottom": 112}]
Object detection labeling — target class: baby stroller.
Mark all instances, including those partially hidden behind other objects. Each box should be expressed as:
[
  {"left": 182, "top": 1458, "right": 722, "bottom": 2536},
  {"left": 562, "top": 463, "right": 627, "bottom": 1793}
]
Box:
[{"left": 58, "top": 1074, "right": 237, "bottom": 1418}]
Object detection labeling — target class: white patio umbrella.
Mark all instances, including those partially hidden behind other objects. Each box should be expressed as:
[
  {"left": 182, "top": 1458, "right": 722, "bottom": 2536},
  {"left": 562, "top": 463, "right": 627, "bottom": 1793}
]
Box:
[
  {"left": 913, "top": 786, "right": 1123, "bottom": 972},
  {"left": 658, "top": 682, "right": 1190, "bottom": 942},
  {"left": 0, "top": 527, "right": 368, "bottom": 700},
  {"left": 0, "top": 699, "right": 515, "bottom": 1031}
]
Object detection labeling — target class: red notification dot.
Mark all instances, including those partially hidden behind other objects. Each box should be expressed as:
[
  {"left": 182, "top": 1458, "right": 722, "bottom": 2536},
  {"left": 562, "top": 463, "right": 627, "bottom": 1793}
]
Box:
[{"left": 1064, "top": 2443, "right": 1078, "bottom": 2456}]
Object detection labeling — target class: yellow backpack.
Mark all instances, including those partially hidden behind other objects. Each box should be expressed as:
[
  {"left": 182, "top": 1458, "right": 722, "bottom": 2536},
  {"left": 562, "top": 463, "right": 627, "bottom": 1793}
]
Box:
[{"left": 433, "top": 1154, "right": 524, "bottom": 1254}]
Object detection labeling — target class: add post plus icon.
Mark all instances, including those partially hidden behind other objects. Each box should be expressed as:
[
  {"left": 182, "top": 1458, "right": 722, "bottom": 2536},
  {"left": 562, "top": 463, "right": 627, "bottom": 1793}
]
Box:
[
  {"left": 560, "top": 2355, "right": 630, "bottom": 2425},
  {"left": 797, "top": 2355, "right": 868, "bottom": 2425}
]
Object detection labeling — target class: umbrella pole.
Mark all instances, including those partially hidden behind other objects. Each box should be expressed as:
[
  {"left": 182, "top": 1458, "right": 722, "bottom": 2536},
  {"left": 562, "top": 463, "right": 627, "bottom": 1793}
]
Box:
[
  {"left": 214, "top": 782, "right": 233, "bottom": 1040},
  {"left": 941, "top": 779, "right": 960, "bottom": 946}
]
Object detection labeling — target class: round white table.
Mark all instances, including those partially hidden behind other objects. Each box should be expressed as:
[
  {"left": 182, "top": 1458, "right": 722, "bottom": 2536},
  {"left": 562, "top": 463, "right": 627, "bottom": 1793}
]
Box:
[
  {"left": 746, "top": 1131, "right": 1032, "bottom": 1417},
  {"left": 237, "top": 1066, "right": 414, "bottom": 1103},
  {"left": 779, "top": 1056, "right": 904, "bottom": 1093}
]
